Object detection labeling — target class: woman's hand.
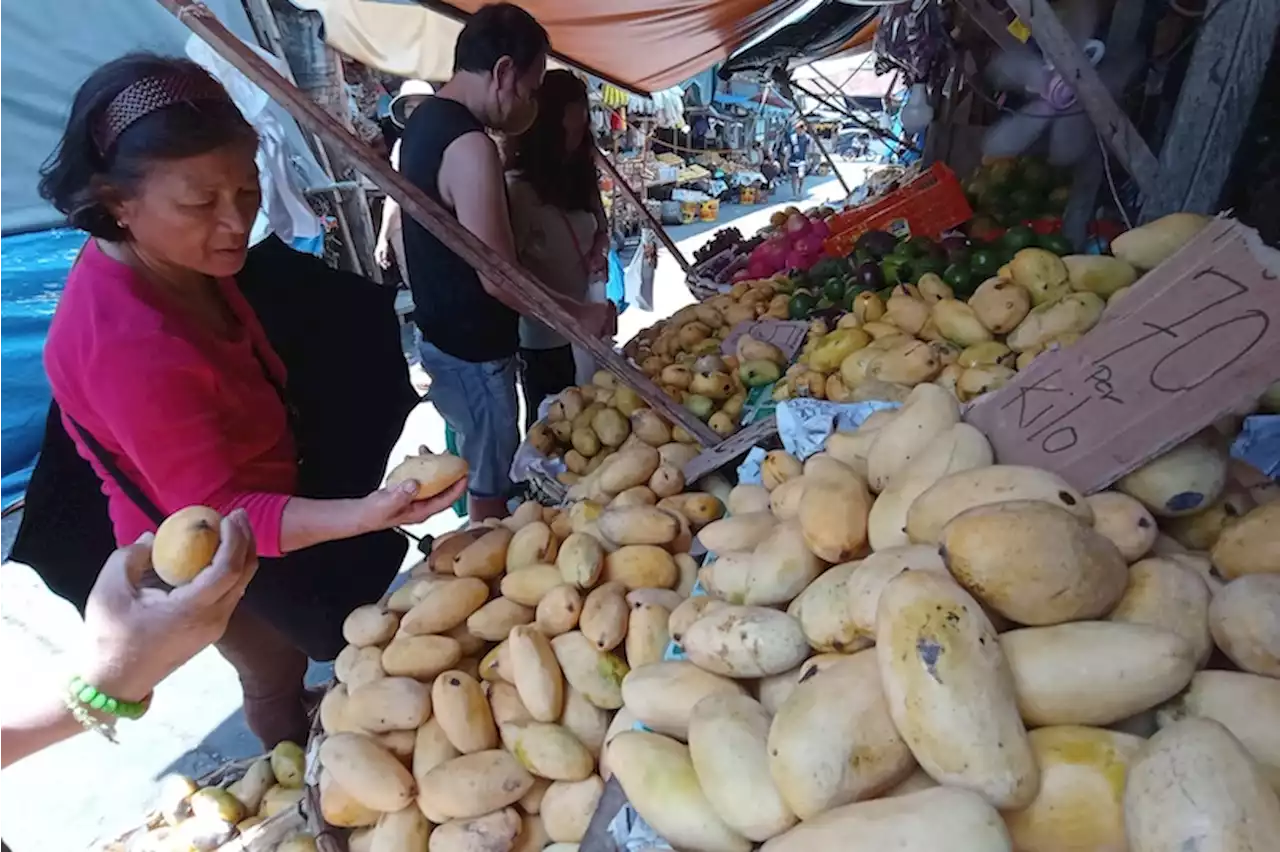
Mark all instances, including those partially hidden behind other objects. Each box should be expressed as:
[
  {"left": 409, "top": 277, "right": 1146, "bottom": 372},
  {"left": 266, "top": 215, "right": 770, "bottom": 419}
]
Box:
[
  {"left": 588, "top": 231, "right": 610, "bottom": 274},
  {"left": 80, "top": 511, "right": 259, "bottom": 703},
  {"left": 356, "top": 476, "right": 469, "bottom": 534},
  {"left": 374, "top": 236, "right": 392, "bottom": 270}
]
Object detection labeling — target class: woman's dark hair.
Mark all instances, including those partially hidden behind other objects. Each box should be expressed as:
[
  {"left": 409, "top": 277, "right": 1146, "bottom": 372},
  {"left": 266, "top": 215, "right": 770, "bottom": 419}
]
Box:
[
  {"left": 505, "top": 70, "right": 597, "bottom": 212},
  {"left": 454, "top": 3, "right": 550, "bottom": 76},
  {"left": 38, "top": 53, "right": 258, "bottom": 240}
]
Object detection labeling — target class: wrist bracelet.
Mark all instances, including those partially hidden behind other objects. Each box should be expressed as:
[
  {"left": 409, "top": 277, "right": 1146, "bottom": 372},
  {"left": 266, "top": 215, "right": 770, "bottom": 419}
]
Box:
[
  {"left": 67, "top": 676, "right": 152, "bottom": 721},
  {"left": 63, "top": 695, "right": 119, "bottom": 743}
]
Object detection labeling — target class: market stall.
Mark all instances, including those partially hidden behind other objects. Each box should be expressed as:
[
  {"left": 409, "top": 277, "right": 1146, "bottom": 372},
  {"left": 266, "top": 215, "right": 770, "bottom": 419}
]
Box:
[{"left": 142, "top": 1, "right": 1280, "bottom": 851}]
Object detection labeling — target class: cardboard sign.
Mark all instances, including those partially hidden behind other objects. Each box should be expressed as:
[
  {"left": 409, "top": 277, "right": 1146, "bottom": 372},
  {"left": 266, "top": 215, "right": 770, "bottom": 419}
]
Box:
[
  {"left": 965, "top": 219, "right": 1280, "bottom": 494},
  {"left": 720, "top": 319, "right": 809, "bottom": 362}
]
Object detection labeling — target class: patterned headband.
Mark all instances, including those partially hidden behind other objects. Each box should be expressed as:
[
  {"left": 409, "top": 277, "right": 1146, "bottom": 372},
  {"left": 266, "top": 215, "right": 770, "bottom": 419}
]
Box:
[{"left": 95, "top": 72, "right": 232, "bottom": 155}]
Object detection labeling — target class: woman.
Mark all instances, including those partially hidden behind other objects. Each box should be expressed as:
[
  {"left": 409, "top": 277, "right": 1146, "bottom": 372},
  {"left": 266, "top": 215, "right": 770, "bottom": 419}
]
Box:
[
  {"left": 3, "top": 513, "right": 257, "bottom": 767},
  {"left": 37, "top": 54, "right": 464, "bottom": 747},
  {"left": 504, "top": 70, "right": 612, "bottom": 428},
  {"left": 374, "top": 79, "right": 434, "bottom": 283}
]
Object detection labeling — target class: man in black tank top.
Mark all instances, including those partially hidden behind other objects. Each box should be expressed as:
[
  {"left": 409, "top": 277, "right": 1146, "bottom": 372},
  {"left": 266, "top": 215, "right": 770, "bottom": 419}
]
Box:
[{"left": 399, "top": 3, "right": 612, "bottom": 520}]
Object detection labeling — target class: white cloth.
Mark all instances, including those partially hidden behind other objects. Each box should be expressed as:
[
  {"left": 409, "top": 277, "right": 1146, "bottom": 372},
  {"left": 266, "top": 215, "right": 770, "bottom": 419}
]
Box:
[
  {"left": 624, "top": 230, "right": 657, "bottom": 312},
  {"left": 186, "top": 34, "right": 326, "bottom": 248}
]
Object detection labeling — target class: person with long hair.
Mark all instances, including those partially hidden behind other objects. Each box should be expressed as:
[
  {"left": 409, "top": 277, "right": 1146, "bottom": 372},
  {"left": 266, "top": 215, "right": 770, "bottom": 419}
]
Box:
[
  {"left": 36, "top": 53, "right": 464, "bottom": 748},
  {"left": 504, "top": 69, "right": 612, "bottom": 428}
]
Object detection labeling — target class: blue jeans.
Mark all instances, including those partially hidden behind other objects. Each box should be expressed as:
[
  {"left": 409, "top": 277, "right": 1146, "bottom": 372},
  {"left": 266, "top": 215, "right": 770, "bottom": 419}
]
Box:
[{"left": 418, "top": 341, "right": 519, "bottom": 500}]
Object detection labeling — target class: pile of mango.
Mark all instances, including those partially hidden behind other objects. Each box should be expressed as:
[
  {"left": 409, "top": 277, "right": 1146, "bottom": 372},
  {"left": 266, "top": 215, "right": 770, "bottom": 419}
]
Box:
[
  {"left": 310, "top": 444, "right": 732, "bottom": 852},
  {"left": 306, "top": 386, "right": 1278, "bottom": 852},
  {"left": 131, "top": 742, "right": 313, "bottom": 851}
]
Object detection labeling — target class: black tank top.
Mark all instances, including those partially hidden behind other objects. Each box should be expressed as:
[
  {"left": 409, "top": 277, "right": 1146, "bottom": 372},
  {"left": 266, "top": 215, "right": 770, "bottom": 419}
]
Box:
[{"left": 399, "top": 97, "right": 519, "bottom": 362}]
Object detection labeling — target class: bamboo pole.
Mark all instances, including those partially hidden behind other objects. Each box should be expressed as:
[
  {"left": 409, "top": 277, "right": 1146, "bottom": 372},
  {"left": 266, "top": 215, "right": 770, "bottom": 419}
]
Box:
[
  {"left": 594, "top": 148, "right": 692, "bottom": 273},
  {"left": 156, "top": 0, "right": 720, "bottom": 447}
]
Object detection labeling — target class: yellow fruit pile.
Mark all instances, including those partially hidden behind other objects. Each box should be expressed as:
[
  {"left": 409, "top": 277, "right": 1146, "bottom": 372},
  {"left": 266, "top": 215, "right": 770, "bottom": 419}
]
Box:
[
  {"left": 623, "top": 284, "right": 786, "bottom": 373},
  {"left": 312, "top": 448, "right": 726, "bottom": 852},
  {"left": 526, "top": 372, "right": 708, "bottom": 481},
  {"left": 310, "top": 373, "right": 1278, "bottom": 852},
  {"left": 603, "top": 385, "right": 1278, "bottom": 852},
  {"left": 132, "top": 741, "right": 312, "bottom": 851},
  {"left": 775, "top": 212, "right": 1212, "bottom": 404}
]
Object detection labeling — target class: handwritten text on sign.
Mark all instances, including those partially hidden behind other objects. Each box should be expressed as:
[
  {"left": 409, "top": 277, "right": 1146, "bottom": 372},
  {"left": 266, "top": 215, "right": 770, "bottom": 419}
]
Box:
[{"left": 965, "top": 219, "right": 1280, "bottom": 494}]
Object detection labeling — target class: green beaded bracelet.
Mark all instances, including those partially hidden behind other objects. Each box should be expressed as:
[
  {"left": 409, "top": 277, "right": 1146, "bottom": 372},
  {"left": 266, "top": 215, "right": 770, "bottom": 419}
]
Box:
[{"left": 68, "top": 676, "right": 151, "bottom": 720}]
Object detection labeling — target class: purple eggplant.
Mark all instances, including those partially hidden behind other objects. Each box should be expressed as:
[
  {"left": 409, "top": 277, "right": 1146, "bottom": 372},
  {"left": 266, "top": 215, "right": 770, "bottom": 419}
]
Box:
[{"left": 856, "top": 261, "right": 886, "bottom": 290}]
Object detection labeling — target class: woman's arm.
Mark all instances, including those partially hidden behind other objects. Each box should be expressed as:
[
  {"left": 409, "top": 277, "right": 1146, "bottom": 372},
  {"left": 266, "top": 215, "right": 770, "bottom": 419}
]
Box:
[
  {"left": 2, "top": 513, "right": 257, "bottom": 767},
  {"left": 375, "top": 198, "right": 401, "bottom": 270},
  {"left": 376, "top": 138, "right": 404, "bottom": 270},
  {"left": 275, "top": 478, "right": 464, "bottom": 553},
  {"left": 86, "top": 344, "right": 465, "bottom": 556}
]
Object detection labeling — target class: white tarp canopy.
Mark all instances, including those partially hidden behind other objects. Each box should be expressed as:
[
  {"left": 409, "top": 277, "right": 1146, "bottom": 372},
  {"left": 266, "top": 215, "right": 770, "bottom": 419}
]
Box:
[
  {"left": 791, "top": 49, "right": 901, "bottom": 100},
  {"left": 290, "top": 0, "right": 464, "bottom": 82},
  {"left": 0, "top": 0, "right": 318, "bottom": 235}
]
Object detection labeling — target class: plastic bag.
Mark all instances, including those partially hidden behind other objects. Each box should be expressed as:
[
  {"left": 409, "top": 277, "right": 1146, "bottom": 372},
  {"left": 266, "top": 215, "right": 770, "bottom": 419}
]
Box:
[
  {"left": 624, "top": 230, "right": 657, "bottom": 312},
  {"left": 186, "top": 34, "right": 325, "bottom": 249}
]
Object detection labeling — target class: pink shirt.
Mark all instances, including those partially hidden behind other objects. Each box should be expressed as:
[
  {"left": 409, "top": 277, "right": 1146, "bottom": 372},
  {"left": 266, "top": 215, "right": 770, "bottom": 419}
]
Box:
[{"left": 44, "top": 240, "right": 296, "bottom": 556}]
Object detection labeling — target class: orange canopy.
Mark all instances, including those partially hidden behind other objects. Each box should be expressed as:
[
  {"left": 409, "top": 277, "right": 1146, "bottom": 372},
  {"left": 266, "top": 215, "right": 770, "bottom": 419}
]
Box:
[{"left": 425, "top": 0, "right": 807, "bottom": 93}]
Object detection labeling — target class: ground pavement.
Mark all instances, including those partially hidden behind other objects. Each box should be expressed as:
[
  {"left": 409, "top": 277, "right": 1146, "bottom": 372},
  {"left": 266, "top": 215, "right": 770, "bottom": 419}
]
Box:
[{"left": 0, "top": 162, "right": 869, "bottom": 851}]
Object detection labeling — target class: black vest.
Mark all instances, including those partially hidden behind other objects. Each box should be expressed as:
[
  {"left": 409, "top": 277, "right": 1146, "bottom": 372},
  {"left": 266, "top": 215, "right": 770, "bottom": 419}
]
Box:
[{"left": 400, "top": 97, "right": 519, "bottom": 362}]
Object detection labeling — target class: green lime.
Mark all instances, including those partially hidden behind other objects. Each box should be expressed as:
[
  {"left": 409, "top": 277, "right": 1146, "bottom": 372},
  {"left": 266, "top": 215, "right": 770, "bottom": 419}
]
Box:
[
  {"left": 999, "top": 225, "right": 1037, "bottom": 253},
  {"left": 880, "top": 256, "right": 913, "bottom": 287},
  {"left": 1008, "top": 188, "right": 1040, "bottom": 219},
  {"left": 1047, "top": 186, "right": 1072, "bottom": 214},
  {"left": 943, "top": 263, "right": 976, "bottom": 296},
  {"left": 899, "top": 236, "right": 937, "bottom": 259},
  {"left": 970, "top": 248, "right": 1000, "bottom": 278},
  {"left": 1018, "top": 158, "right": 1052, "bottom": 192},
  {"left": 1037, "top": 232, "right": 1074, "bottom": 256},
  {"left": 822, "top": 276, "right": 847, "bottom": 303},
  {"left": 788, "top": 291, "right": 817, "bottom": 320},
  {"left": 914, "top": 254, "right": 946, "bottom": 279}
]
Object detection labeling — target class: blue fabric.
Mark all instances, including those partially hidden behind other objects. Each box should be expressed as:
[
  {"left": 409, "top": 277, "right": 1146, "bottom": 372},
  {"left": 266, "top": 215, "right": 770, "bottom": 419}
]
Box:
[
  {"left": 289, "top": 232, "right": 325, "bottom": 257},
  {"left": 606, "top": 247, "right": 628, "bottom": 314},
  {"left": 1, "top": 228, "right": 85, "bottom": 510},
  {"left": 418, "top": 340, "right": 520, "bottom": 500},
  {"left": 1232, "top": 414, "right": 1280, "bottom": 478}
]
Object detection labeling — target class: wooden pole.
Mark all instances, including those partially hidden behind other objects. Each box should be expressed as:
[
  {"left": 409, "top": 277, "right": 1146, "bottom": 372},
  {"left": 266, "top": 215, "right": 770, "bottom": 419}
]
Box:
[
  {"left": 1139, "top": 0, "right": 1280, "bottom": 220},
  {"left": 156, "top": 0, "right": 720, "bottom": 447},
  {"left": 594, "top": 148, "right": 692, "bottom": 273}
]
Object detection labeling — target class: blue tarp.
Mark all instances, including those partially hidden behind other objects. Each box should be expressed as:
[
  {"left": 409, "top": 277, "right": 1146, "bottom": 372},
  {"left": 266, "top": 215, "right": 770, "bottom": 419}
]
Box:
[{"left": 1, "top": 228, "right": 84, "bottom": 509}]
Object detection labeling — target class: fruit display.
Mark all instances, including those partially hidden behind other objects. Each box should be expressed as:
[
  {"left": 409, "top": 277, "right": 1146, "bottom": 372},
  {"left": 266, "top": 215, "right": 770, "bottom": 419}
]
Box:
[
  {"left": 693, "top": 207, "right": 839, "bottom": 287},
  {"left": 309, "top": 448, "right": 732, "bottom": 852},
  {"left": 525, "top": 372, "right": 700, "bottom": 471},
  {"left": 693, "top": 227, "right": 744, "bottom": 264},
  {"left": 963, "top": 155, "right": 1072, "bottom": 234},
  {"left": 121, "top": 742, "right": 314, "bottom": 851},
  {"left": 767, "top": 211, "right": 1212, "bottom": 404},
  {"left": 301, "top": 379, "right": 1278, "bottom": 852},
  {"left": 616, "top": 297, "right": 793, "bottom": 435}
]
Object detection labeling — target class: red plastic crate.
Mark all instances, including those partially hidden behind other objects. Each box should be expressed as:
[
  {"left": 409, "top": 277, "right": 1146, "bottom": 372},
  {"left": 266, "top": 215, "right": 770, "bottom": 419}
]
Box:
[{"left": 823, "top": 163, "right": 973, "bottom": 257}]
